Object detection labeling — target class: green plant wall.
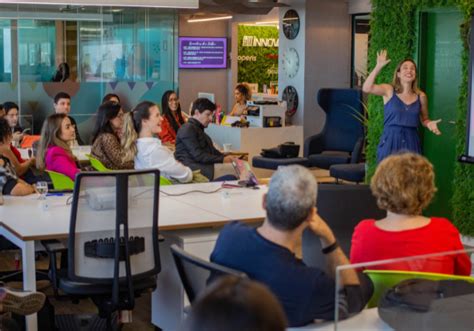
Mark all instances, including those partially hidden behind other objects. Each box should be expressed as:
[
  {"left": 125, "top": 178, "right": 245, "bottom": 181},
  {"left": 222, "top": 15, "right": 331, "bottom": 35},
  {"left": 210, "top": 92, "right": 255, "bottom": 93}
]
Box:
[
  {"left": 367, "top": 0, "right": 474, "bottom": 234},
  {"left": 237, "top": 25, "right": 278, "bottom": 92}
]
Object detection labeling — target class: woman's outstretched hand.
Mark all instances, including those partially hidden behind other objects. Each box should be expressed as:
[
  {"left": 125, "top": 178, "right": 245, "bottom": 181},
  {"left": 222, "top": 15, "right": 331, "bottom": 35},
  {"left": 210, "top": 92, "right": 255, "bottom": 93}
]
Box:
[
  {"left": 427, "top": 119, "right": 442, "bottom": 135},
  {"left": 376, "top": 49, "right": 391, "bottom": 69}
]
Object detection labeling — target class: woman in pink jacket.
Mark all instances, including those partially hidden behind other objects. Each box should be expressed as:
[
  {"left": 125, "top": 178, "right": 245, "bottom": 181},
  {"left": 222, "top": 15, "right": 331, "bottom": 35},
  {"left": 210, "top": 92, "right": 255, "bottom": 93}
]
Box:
[{"left": 36, "top": 113, "right": 79, "bottom": 180}]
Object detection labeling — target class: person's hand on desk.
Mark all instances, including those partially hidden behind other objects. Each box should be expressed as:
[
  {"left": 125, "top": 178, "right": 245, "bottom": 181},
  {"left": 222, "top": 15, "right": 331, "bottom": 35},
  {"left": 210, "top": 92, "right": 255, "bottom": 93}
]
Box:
[{"left": 223, "top": 155, "right": 237, "bottom": 163}]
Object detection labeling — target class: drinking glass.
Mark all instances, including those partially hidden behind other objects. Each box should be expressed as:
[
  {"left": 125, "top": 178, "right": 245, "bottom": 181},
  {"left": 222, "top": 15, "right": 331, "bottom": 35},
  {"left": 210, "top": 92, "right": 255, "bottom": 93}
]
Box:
[{"left": 36, "top": 181, "right": 48, "bottom": 200}]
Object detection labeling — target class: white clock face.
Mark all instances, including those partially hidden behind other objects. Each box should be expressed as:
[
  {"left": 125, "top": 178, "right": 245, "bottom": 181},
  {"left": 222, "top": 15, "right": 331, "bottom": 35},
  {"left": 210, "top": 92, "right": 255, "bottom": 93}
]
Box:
[{"left": 281, "top": 47, "right": 299, "bottom": 79}]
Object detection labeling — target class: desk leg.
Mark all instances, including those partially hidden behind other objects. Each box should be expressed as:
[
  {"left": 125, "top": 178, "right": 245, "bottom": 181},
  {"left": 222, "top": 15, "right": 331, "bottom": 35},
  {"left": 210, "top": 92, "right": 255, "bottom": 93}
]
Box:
[
  {"left": 151, "top": 229, "right": 220, "bottom": 331},
  {"left": 0, "top": 227, "right": 38, "bottom": 331},
  {"left": 23, "top": 241, "right": 38, "bottom": 331}
]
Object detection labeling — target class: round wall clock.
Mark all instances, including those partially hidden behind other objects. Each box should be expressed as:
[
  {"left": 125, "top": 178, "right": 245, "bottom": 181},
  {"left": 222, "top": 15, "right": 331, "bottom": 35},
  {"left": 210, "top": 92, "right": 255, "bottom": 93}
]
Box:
[
  {"left": 281, "top": 47, "right": 300, "bottom": 79},
  {"left": 282, "top": 86, "right": 299, "bottom": 117},
  {"left": 282, "top": 9, "right": 300, "bottom": 40}
]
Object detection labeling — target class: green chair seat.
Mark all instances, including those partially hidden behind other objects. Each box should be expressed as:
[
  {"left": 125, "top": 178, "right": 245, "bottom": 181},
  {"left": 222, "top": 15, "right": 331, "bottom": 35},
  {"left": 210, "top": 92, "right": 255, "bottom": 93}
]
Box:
[
  {"left": 46, "top": 170, "right": 74, "bottom": 190},
  {"left": 87, "top": 154, "right": 172, "bottom": 186},
  {"left": 86, "top": 154, "right": 111, "bottom": 172},
  {"left": 364, "top": 269, "right": 474, "bottom": 308}
]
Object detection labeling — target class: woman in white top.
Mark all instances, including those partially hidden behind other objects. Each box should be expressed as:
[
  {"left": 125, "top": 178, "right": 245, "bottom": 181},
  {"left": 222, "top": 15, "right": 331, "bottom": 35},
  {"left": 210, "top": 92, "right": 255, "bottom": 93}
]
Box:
[{"left": 122, "top": 101, "right": 193, "bottom": 183}]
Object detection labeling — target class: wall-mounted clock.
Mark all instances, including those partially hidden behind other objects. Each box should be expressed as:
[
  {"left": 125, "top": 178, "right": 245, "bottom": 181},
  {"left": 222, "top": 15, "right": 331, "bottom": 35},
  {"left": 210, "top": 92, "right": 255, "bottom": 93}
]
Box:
[
  {"left": 282, "top": 86, "right": 299, "bottom": 117},
  {"left": 282, "top": 9, "right": 300, "bottom": 40},
  {"left": 281, "top": 47, "right": 300, "bottom": 79}
]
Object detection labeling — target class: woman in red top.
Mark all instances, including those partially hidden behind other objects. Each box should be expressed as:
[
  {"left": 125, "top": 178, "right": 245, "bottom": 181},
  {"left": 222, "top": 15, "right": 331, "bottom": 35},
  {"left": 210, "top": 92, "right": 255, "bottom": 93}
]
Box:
[
  {"left": 159, "top": 90, "right": 186, "bottom": 145},
  {"left": 350, "top": 153, "right": 471, "bottom": 275}
]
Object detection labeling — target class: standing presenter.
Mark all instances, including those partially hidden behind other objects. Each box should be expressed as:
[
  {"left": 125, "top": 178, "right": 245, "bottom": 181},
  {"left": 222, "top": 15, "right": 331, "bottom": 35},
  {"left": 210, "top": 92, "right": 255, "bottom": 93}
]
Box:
[{"left": 363, "top": 49, "right": 441, "bottom": 163}]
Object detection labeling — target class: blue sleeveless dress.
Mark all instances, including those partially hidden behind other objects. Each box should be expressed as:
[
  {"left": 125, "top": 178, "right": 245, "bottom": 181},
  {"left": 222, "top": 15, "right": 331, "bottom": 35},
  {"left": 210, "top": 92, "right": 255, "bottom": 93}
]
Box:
[{"left": 376, "top": 93, "right": 422, "bottom": 163}]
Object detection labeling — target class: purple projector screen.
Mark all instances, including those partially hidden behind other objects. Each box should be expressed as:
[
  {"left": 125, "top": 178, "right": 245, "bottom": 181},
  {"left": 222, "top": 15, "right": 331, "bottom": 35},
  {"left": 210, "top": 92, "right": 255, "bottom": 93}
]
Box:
[{"left": 179, "top": 37, "right": 227, "bottom": 69}]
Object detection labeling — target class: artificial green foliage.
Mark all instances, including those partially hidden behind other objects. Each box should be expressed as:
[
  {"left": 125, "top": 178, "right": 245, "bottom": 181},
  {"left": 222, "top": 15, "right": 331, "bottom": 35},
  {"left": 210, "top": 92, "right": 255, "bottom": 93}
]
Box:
[
  {"left": 368, "top": 0, "right": 473, "bottom": 234},
  {"left": 237, "top": 25, "right": 278, "bottom": 92}
]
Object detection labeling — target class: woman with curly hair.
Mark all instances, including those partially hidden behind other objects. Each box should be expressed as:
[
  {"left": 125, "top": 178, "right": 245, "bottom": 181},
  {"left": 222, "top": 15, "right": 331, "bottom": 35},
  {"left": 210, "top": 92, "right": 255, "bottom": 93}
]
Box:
[{"left": 350, "top": 153, "right": 471, "bottom": 275}]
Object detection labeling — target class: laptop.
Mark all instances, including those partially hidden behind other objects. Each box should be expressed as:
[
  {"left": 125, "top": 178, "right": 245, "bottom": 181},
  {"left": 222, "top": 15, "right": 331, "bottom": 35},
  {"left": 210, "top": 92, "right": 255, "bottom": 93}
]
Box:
[{"left": 231, "top": 159, "right": 259, "bottom": 187}]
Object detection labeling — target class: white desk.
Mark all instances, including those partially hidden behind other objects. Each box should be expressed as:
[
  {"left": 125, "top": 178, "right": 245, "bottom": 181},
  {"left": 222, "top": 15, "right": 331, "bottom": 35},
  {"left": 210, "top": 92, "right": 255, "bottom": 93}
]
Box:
[
  {"left": 287, "top": 308, "right": 392, "bottom": 331},
  {"left": 0, "top": 182, "right": 266, "bottom": 331},
  {"left": 205, "top": 124, "right": 304, "bottom": 177}
]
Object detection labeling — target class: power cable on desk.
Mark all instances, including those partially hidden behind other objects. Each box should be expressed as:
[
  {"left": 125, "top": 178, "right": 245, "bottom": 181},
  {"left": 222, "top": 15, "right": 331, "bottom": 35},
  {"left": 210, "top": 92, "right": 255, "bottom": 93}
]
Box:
[
  {"left": 160, "top": 182, "right": 243, "bottom": 197},
  {"left": 160, "top": 186, "right": 224, "bottom": 197}
]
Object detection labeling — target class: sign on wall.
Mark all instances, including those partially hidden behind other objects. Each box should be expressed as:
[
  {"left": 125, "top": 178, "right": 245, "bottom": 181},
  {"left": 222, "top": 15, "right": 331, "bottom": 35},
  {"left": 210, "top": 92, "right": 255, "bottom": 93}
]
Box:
[{"left": 237, "top": 25, "right": 279, "bottom": 93}]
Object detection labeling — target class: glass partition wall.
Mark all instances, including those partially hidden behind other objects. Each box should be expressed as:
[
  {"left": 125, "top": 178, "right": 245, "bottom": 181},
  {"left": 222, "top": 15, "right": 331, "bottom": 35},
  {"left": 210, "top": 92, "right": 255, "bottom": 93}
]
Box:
[{"left": 0, "top": 4, "right": 178, "bottom": 142}]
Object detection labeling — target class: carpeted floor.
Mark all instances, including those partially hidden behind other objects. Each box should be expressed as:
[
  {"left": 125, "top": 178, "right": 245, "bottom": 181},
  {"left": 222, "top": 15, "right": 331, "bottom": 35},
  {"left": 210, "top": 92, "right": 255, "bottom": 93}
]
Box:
[{"left": 0, "top": 250, "right": 155, "bottom": 330}]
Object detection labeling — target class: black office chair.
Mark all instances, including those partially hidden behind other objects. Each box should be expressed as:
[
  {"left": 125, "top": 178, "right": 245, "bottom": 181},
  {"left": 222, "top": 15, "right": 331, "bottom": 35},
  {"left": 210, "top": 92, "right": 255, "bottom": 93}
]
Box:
[
  {"left": 46, "top": 170, "right": 162, "bottom": 330},
  {"left": 303, "top": 183, "right": 386, "bottom": 268},
  {"left": 170, "top": 244, "right": 246, "bottom": 303}
]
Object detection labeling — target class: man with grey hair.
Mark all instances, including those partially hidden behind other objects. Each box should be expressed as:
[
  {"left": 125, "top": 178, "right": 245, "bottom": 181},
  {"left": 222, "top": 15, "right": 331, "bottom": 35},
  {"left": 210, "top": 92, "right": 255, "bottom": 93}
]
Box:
[{"left": 211, "top": 165, "right": 371, "bottom": 327}]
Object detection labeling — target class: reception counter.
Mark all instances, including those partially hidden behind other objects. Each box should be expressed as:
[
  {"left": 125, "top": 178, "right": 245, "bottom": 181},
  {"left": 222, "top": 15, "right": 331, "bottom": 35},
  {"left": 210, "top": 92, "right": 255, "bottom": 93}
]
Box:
[{"left": 205, "top": 124, "right": 304, "bottom": 176}]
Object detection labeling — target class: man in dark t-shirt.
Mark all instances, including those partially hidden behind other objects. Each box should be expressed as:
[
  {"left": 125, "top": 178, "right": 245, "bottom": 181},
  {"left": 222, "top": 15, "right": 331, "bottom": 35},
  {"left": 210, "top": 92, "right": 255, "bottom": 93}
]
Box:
[{"left": 211, "top": 165, "right": 372, "bottom": 327}]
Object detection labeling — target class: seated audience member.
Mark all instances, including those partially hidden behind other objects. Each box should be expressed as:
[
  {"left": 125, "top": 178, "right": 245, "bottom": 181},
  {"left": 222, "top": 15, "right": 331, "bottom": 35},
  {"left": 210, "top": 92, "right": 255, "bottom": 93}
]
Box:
[
  {"left": 0, "top": 118, "right": 35, "bottom": 177},
  {"left": 0, "top": 156, "right": 35, "bottom": 196},
  {"left": 36, "top": 114, "right": 79, "bottom": 181},
  {"left": 53, "top": 92, "right": 84, "bottom": 145},
  {"left": 229, "top": 83, "right": 252, "bottom": 116},
  {"left": 181, "top": 276, "right": 287, "bottom": 331},
  {"left": 350, "top": 153, "right": 471, "bottom": 275},
  {"left": 91, "top": 101, "right": 133, "bottom": 170},
  {"left": 122, "top": 101, "right": 192, "bottom": 183},
  {"left": 159, "top": 90, "right": 186, "bottom": 145},
  {"left": 211, "top": 165, "right": 372, "bottom": 327},
  {"left": 102, "top": 93, "right": 120, "bottom": 104},
  {"left": 0, "top": 104, "right": 5, "bottom": 118},
  {"left": 175, "top": 98, "right": 236, "bottom": 181},
  {"left": 3, "top": 102, "right": 24, "bottom": 147}
]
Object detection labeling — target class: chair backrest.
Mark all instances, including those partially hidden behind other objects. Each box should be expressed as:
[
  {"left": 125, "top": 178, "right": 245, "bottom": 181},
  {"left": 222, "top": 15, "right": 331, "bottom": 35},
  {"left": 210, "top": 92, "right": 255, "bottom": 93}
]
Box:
[
  {"left": 316, "top": 88, "right": 364, "bottom": 152},
  {"left": 86, "top": 154, "right": 111, "bottom": 172},
  {"left": 67, "top": 170, "right": 161, "bottom": 307},
  {"left": 46, "top": 170, "right": 74, "bottom": 190},
  {"left": 302, "top": 184, "right": 386, "bottom": 267},
  {"left": 170, "top": 244, "right": 247, "bottom": 303},
  {"left": 364, "top": 269, "right": 474, "bottom": 308}
]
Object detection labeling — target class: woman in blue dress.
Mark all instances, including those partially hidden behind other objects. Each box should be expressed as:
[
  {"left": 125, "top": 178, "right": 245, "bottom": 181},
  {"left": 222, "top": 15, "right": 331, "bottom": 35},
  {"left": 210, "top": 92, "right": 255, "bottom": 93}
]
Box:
[{"left": 363, "top": 50, "right": 441, "bottom": 163}]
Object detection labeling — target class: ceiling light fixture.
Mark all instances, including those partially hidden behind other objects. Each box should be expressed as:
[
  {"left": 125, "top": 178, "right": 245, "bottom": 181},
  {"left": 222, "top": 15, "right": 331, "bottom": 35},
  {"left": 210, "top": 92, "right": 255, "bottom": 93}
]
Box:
[
  {"left": 255, "top": 21, "right": 279, "bottom": 25},
  {"left": 188, "top": 16, "right": 233, "bottom": 23}
]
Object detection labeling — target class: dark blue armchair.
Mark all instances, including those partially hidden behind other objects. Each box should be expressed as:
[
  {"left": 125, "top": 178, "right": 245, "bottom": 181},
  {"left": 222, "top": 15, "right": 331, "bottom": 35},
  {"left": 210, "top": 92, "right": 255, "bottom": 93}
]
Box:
[{"left": 305, "top": 88, "right": 364, "bottom": 169}]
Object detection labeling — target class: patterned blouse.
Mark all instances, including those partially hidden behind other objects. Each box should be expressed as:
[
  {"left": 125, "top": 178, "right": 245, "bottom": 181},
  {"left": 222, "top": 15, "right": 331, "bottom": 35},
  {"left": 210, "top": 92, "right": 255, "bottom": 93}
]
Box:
[{"left": 91, "top": 133, "right": 134, "bottom": 170}]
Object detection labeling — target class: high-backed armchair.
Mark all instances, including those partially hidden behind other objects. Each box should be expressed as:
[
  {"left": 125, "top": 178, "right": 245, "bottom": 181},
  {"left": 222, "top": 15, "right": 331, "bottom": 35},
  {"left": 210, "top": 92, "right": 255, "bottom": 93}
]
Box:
[{"left": 305, "top": 88, "right": 364, "bottom": 169}]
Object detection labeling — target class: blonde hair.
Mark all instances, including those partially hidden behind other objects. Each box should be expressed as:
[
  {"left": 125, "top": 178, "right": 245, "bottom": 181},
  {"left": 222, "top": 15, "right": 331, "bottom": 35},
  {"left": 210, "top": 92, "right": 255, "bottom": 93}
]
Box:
[
  {"left": 371, "top": 153, "right": 437, "bottom": 215},
  {"left": 121, "top": 112, "right": 138, "bottom": 163},
  {"left": 36, "top": 114, "right": 74, "bottom": 170},
  {"left": 391, "top": 59, "right": 421, "bottom": 94}
]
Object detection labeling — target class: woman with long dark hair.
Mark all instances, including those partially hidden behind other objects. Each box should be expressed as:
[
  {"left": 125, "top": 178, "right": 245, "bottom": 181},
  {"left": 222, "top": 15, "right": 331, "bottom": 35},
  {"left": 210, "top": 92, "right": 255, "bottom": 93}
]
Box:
[
  {"left": 159, "top": 90, "right": 186, "bottom": 144},
  {"left": 91, "top": 101, "right": 133, "bottom": 169}
]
